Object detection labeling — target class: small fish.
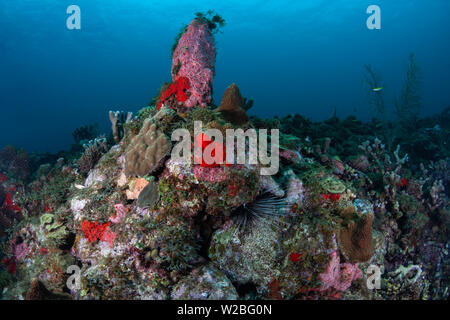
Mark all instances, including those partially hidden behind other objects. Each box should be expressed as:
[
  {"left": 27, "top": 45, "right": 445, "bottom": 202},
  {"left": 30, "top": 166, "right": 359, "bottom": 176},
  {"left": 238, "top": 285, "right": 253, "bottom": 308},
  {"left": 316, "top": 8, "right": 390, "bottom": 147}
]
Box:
[
  {"left": 425, "top": 124, "right": 441, "bottom": 132},
  {"left": 74, "top": 184, "right": 86, "bottom": 190},
  {"left": 373, "top": 87, "right": 384, "bottom": 92}
]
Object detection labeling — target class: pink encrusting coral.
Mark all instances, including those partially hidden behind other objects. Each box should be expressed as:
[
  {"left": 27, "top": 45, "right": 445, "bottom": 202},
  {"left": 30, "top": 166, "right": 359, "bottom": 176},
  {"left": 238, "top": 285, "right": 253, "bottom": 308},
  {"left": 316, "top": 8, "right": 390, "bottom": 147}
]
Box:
[
  {"left": 280, "top": 149, "right": 301, "bottom": 163},
  {"left": 192, "top": 132, "right": 232, "bottom": 183},
  {"left": 100, "top": 228, "right": 117, "bottom": 248},
  {"left": 11, "top": 240, "right": 29, "bottom": 261},
  {"left": 110, "top": 204, "right": 127, "bottom": 224},
  {"left": 318, "top": 251, "right": 362, "bottom": 292},
  {"left": 171, "top": 19, "right": 216, "bottom": 108},
  {"left": 286, "top": 175, "right": 306, "bottom": 206},
  {"left": 193, "top": 165, "right": 228, "bottom": 183}
]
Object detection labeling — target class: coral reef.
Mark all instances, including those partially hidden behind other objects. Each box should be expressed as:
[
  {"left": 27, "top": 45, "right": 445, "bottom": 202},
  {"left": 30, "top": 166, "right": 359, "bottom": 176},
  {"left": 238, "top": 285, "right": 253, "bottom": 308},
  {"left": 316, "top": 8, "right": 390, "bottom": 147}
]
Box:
[
  {"left": 76, "top": 137, "right": 108, "bottom": 177},
  {"left": 0, "top": 145, "right": 30, "bottom": 180},
  {"left": 171, "top": 264, "right": 238, "bottom": 300},
  {"left": 0, "top": 13, "right": 448, "bottom": 302},
  {"left": 136, "top": 180, "right": 159, "bottom": 208},
  {"left": 25, "top": 278, "right": 71, "bottom": 300}
]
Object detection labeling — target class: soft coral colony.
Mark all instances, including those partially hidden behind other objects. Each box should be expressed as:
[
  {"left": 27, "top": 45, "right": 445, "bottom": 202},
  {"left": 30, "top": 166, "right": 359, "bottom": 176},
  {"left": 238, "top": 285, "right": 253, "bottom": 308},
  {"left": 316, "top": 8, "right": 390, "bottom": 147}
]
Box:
[{"left": 1, "top": 12, "right": 449, "bottom": 301}]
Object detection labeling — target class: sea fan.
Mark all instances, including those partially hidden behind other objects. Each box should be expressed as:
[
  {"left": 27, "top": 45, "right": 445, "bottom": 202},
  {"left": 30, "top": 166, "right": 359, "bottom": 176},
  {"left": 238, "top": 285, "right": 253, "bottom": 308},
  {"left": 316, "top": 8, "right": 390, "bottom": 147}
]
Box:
[{"left": 232, "top": 189, "right": 290, "bottom": 235}]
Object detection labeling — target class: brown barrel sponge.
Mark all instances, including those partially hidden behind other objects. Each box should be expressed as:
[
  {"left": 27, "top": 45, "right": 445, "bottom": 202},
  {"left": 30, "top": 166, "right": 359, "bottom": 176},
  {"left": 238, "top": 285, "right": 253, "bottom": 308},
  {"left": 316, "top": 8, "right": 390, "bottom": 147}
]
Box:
[
  {"left": 215, "top": 83, "right": 249, "bottom": 125},
  {"left": 339, "top": 212, "right": 375, "bottom": 263}
]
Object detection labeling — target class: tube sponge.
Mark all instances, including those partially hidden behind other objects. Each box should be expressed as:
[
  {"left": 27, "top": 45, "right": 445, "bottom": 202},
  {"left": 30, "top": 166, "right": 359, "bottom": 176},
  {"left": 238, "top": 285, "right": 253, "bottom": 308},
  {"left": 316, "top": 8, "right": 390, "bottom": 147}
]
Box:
[{"left": 171, "top": 19, "right": 216, "bottom": 108}]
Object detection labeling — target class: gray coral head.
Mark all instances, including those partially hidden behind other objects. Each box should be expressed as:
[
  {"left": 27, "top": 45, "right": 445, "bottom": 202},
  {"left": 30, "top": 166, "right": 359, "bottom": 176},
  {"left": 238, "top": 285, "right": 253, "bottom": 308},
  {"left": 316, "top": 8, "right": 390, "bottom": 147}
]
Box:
[{"left": 137, "top": 180, "right": 160, "bottom": 208}]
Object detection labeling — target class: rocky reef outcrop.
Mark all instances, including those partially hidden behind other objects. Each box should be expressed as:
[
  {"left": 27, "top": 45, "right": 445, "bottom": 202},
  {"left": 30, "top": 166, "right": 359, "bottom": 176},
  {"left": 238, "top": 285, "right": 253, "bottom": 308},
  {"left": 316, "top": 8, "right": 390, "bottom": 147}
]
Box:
[{"left": 0, "top": 12, "right": 448, "bottom": 301}]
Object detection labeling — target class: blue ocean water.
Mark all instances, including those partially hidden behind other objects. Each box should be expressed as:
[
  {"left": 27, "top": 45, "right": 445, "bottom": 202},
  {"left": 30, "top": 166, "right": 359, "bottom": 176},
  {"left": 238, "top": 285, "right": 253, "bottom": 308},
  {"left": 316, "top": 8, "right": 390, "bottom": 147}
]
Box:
[{"left": 0, "top": 0, "right": 449, "bottom": 152}]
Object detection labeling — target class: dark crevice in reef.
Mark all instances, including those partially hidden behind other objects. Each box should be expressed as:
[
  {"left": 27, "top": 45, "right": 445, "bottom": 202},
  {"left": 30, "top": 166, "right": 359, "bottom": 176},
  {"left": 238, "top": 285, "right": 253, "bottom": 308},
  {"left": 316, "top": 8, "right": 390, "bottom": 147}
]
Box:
[
  {"left": 152, "top": 158, "right": 170, "bottom": 178},
  {"left": 194, "top": 212, "right": 223, "bottom": 260},
  {"left": 234, "top": 282, "right": 258, "bottom": 298},
  {"left": 59, "top": 232, "right": 76, "bottom": 251}
]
